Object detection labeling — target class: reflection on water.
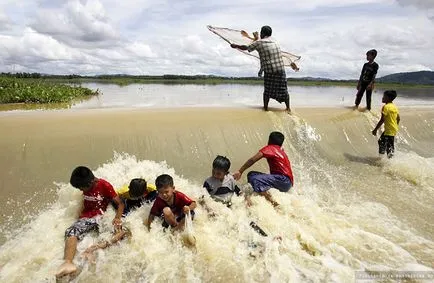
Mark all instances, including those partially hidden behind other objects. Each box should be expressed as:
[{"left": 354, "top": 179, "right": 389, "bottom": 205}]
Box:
[{"left": 1, "top": 83, "right": 433, "bottom": 112}]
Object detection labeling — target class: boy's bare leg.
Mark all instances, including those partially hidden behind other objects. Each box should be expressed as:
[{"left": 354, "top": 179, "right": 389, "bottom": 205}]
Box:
[
  {"left": 56, "top": 236, "right": 78, "bottom": 278},
  {"left": 259, "top": 191, "right": 279, "bottom": 207},
  {"left": 163, "top": 207, "right": 178, "bottom": 228},
  {"left": 81, "top": 229, "right": 130, "bottom": 261}
]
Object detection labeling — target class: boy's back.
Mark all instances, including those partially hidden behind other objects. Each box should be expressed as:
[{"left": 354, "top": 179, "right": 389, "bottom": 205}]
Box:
[
  {"left": 117, "top": 183, "right": 156, "bottom": 200},
  {"left": 382, "top": 102, "right": 399, "bottom": 136},
  {"left": 260, "top": 144, "right": 294, "bottom": 184}
]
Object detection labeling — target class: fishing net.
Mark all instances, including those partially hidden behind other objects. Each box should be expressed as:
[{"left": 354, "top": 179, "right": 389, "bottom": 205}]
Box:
[
  {"left": 207, "top": 25, "right": 301, "bottom": 71},
  {"left": 182, "top": 210, "right": 196, "bottom": 247}
]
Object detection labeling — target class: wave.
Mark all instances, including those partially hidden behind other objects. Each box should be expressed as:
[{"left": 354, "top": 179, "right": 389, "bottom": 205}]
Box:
[{"left": 0, "top": 107, "right": 433, "bottom": 282}]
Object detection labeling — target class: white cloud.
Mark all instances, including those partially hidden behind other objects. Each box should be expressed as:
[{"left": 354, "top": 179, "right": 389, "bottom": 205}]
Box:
[
  {"left": 125, "top": 42, "right": 156, "bottom": 58},
  {"left": 397, "top": 0, "right": 434, "bottom": 9},
  {"left": 0, "top": 0, "right": 433, "bottom": 78},
  {"left": 0, "top": 12, "right": 11, "bottom": 31},
  {"left": 31, "top": 0, "right": 119, "bottom": 47}
]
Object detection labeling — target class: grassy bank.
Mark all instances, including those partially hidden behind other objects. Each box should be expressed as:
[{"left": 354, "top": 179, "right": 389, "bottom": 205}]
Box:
[
  {"left": 1, "top": 74, "right": 433, "bottom": 105},
  {"left": 0, "top": 77, "right": 99, "bottom": 104}
]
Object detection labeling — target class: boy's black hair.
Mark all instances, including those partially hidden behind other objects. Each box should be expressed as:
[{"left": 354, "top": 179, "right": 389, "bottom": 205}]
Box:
[
  {"left": 70, "top": 166, "right": 95, "bottom": 189},
  {"left": 367, "top": 49, "right": 377, "bottom": 58},
  {"left": 129, "top": 178, "right": 147, "bottom": 198},
  {"left": 155, "top": 174, "right": 174, "bottom": 189},
  {"left": 268, "top": 131, "right": 285, "bottom": 146},
  {"left": 384, "top": 90, "right": 397, "bottom": 101},
  {"left": 212, "top": 155, "right": 231, "bottom": 172},
  {"left": 261, "top": 26, "right": 272, "bottom": 37}
]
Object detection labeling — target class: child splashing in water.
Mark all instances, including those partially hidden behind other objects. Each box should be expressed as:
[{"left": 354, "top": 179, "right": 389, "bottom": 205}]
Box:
[
  {"left": 56, "top": 166, "right": 124, "bottom": 278},
  {"left": 233, "top": 131, "right": 294, "bottom": 208}
]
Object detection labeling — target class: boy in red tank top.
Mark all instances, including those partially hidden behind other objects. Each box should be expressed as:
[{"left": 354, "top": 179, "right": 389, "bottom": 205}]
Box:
[{"left": 233, "top": 131, "right": 294, "bottom": 207}]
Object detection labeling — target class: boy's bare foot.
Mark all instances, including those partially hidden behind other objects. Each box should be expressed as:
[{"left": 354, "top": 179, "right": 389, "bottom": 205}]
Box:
[
  {"left": 55, "top": 261, "right": 77, "bottom": 278},
  {"left": 263, "top": 107, "right": 269, "bottom": 112},
  {"left": 286, "top": 108, "right": 291, "bottom": 114},
  {"left": 352, "top": 105, "right": 358, "bottom": 110}
]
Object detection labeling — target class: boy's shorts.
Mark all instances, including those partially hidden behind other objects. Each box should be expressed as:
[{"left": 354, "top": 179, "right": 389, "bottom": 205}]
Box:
[
  {"left": 65, "top": 217, "right": 99, "bottom": 240},
  {"left": 378, "top": 133, "right": 395, "bottom": 158},
  {"left": 161, "top": 210, "right": 195, "bottom": 228},
  {"left": 247, "top": 171, "right": 292, "bottom": 193}
]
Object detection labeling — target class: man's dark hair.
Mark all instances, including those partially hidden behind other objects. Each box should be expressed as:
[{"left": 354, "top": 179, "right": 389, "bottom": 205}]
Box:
[
  {"left": 384, "top": 90, "right": 397, "bottom": 101},
  {"left": 70, "top": 166, "right": 95, "bottom": 189},
  {"left": 212, "top": 155, "right": 231, "bottom": 172},
  {"left": 268, "top": 131, "right": 285, "bottom": 146},
  {"left": 155, "top": 174, "right": 174, "bottom": 189},
  {"left": 129, "top": 178, "right": 147, "bottom": 198},
  {"left": 261, "top": 26, "right": 272, "bottom": 37},
  {"left": 367, "top": 49, "right": 377, "bottom": 58}
]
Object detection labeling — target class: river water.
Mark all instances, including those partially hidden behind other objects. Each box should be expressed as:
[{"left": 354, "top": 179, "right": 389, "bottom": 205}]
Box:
[{"left": 0, "top": 83, "right": 433, "bottom": 282}]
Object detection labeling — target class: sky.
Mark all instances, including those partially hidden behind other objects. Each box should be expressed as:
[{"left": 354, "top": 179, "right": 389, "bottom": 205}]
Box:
[{"left": 0, "top": 0, "right": 433, "bottom": 79}]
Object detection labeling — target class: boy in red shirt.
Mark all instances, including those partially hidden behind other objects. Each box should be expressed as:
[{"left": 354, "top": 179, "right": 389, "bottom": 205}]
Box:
[
  {"left": 233, "top": 131, "right": 294, "bottom": 207},
  {"left": 56, "top": 166, "right": 124, "bottom": 278},
  {"left": 147, "top": 174, "right": 196, "bottom": 231}
]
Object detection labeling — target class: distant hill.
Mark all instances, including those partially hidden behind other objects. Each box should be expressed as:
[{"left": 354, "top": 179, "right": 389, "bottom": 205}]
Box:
[{"left": 377, "top": 71, "right": 434, "bottom": 85}]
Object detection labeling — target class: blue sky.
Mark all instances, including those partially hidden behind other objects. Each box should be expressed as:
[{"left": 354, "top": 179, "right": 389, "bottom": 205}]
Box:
[{"left": 0, "top": 0, "right": 433, "bottom": 79}]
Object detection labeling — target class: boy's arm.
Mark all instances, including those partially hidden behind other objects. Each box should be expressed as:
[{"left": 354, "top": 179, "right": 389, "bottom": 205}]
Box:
[
  {"left": 367, "top": 64, "right": 379, "bottom": 90},
  {"left": 203, "top": 181, "right": 212, "bottom": 193},
  {"left": 357, "top": 65, "right": 365, "bottom": 89},
  {"left": 146, "top": 214, "right": 155, "bottom": 230},
  {"left": 111, "top": 196, "right": 124, "bottom": 226},
  {"left": 183, "top": 201, "right": 197, "bottom": 214},
  {"left": 372, "top": 113, "right": 384, "bottom": 135},
  {"left": 234, "top": 185, "right": 241, "bottom": 196},
  {"left": 367, "top": 75, "right": 376, "bottom": 90},
  {"left": 233, "top": 151, "right": 263, "bottom": 180}
]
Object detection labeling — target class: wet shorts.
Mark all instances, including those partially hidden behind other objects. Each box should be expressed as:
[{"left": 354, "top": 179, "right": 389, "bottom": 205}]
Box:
[
  {"left": 378, "top": 133, "right": 395, "bottom": 158},
  {"left": 162, "top": 210, "right": 195, "bottom": 228},
  {"left": 65, "top": 217, "right": 99, "bottom": 240},
  {"left": 247, "top": 171, "right": 292, "bottom": 193}
]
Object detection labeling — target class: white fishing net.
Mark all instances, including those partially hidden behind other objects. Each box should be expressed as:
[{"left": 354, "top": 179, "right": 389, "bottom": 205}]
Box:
[{"left": 207, "top": 25, "right": 301, "bottom": 72}]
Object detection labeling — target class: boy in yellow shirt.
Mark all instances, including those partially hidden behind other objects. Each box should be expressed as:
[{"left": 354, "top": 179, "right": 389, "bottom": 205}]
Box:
[
  {"left": 372, "top": 90, "right": 400, "bottom": 158},
  {"left": 116, "top": 178, "right": 157, "bottom": 215}
]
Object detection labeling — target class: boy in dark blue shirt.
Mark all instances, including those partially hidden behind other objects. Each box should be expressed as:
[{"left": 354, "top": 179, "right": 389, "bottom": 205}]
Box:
[{"left": 354, "top": 49, "right": 379, "bottom": 111}]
